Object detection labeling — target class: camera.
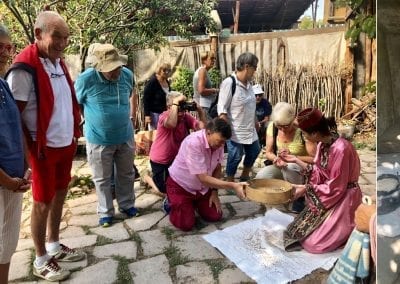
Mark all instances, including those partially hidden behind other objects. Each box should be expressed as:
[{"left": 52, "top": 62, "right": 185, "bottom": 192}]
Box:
[{"left": 179, "top": 101, "right": 197, "bottom": 112}]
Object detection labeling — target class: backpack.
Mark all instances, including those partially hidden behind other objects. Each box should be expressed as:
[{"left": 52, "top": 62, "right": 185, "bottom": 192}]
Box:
[{"left": 208, "top": 75, "right": 236, "bottom": 119}]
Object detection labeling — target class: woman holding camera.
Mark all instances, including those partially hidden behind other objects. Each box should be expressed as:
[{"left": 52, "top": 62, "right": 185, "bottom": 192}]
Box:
[{"left": 142, "top": 92, "right": 206, "bottom": 197}]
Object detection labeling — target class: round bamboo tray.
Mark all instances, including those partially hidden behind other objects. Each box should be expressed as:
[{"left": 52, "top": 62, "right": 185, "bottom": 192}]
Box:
[{"left": 246, "top": 179, "right": 293, "bottom": 205}]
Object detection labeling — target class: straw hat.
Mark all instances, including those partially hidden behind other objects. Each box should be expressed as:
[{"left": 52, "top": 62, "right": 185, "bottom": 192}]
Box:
[{"left": 92, "top": 43, "right": 127, "bottom": 72}]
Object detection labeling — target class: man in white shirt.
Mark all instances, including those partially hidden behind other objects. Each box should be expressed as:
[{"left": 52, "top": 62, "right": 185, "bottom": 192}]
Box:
[
  {"left": 217, "top": 52, "right": 261, "bottom": 182},
  {"left": 6, "top": 11, "right": 84, "bottom": 282}
]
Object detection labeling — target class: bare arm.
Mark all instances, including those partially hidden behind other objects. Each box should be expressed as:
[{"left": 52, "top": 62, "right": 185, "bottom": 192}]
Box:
[
  {"left": 130, "top": 88, "right": 138, "bottom": 124},
  {"left": 196, "top": 171, "right": 246, "bottom": 199},
  {"left": 164, "top": 95, "right": 186, "bottom": 129},
  {"left": 197, "top": 68, "right": 218, "bottom": 96}
]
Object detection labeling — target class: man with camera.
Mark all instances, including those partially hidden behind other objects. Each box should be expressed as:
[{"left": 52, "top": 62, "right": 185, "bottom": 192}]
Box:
[{"left": 142, "top": 91, "right": 206, "bottom": 199}]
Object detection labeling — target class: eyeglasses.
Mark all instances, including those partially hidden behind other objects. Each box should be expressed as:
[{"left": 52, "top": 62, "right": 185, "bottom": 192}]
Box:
[
  {"left": 163, "top": 69, "right": 171, "bottom": 73},
  {"left": 276, "top": 124, "right": 291, "bottom": 129},
  {"left": 50, "top": 73, "right": 65, "bottom": 79},
  {"left": 0, "top": 43, "right": 14, "bottom": 54}
]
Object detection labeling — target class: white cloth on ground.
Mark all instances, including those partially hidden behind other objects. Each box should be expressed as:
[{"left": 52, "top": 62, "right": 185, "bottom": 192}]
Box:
[{"left": 203, "top": 208, "right": 341, "bottom": 284}]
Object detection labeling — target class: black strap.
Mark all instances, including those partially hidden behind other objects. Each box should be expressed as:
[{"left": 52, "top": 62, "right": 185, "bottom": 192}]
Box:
[{"left": 272, "top": 125, "right": 278, "bottom": 154}]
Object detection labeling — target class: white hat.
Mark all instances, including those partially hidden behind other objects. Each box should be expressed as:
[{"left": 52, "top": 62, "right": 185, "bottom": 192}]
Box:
[
  {"left": 252, "top": 84, "right": 264, "bottom": 95},
  {"left": 93, "top": 44, "right": 127, "bottom": 72}
]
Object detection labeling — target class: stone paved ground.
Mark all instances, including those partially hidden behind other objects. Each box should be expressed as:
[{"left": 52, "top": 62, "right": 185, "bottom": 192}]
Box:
[{"left": 9, "top": 148, "right": 376, "bottom": 283}]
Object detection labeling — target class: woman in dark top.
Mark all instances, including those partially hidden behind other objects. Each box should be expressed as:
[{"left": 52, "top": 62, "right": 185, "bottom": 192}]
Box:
[
  {"left": 143, "top": 63, "right": 172, "bottom": 129},
  {"left": 253, "top": 84, "right": 272, "bottom": 146}
]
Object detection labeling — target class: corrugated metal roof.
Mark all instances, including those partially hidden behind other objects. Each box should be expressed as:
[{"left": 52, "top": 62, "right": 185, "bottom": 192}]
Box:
[{"left": 217, "top": 0, "right": 315, "bottom": 32}]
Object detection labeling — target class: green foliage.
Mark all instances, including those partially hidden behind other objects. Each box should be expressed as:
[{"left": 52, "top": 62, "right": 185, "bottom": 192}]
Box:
[
  {"left": 208, "top": 67, "right": 222, "bottom": 88},
  {"left": 363, "top": 80, "right": 376, "bottom": 95},
  {"left": 171, "top": 66, "right": 194, "bottom": 98},
  {"left": 163, "top": 245, "right": 189, "bottom": 267},
  {"left": 337, "top": 0, "right": 375, "bottom": 45},
  {"left": 298, "top": 16, "right": 324, "bottom": 30},
  {"left": 1, "top": 0, "right": 218, "bottom": 70}
]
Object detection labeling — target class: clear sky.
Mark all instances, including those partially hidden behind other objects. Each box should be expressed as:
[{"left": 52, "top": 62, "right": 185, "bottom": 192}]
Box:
[{"left": 302, "top": 0, "right": 324, "bottom": 20}]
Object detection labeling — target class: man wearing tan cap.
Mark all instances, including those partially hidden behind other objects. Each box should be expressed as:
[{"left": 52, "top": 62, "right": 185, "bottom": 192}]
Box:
[{"left": 75, "top": 43, "right": 138, "bottom": 228}]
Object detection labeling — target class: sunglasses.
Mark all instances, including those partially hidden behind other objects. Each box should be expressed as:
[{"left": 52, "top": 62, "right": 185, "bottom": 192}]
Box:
[
  {"left": 163, "top": 69, "right": 171, "bottom": 73},
  {"left": 0, "top": 43, "right": 14, "bottom": 53},
  {"left": 276, "top": 124, "right": 291, "bottom": 129},
  {"left": 255, "top": 93, "right": 263, "bottom": 97}
]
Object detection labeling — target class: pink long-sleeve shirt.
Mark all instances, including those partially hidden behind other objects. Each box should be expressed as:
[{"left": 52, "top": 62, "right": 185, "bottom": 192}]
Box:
[{"left": 168, "top": 129, "right": 224, "bottom": 195}]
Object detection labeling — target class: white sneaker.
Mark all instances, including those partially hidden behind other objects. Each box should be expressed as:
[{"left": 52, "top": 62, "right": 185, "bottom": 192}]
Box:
[
  {"left": 49, "top": 243, "right": 86, "bottom": 262},
  {"left": 33, "top": 257, "right": 70, "bottom": 281}
]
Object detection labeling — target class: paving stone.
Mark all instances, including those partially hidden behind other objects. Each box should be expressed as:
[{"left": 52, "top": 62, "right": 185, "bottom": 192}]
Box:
[
  {"left": 67, "top": 193, "right": 98, "bottom": 208},
  {"left": 199, "top": 224, "right": 219, "bottom": 234},
  {"left": 90, "top": 222, "right": 130, "bottom": 241},
  {"left": 138, "top": 229, "right": 170, "bottom": 256},
  {"left": 175, "top": 235, "right": 222, "bottom": 261},
  {"left": 16, "top": 238, "right": 34, "bottom": 252},
  {"left": 134, "top": 193, "right": 162, "bottom": 208},
  {"left": 68, "top": 214, "right": 99, "bottom": 227},
  {"left": 359, "top": 153, "right": 376, "bottom": 163},
  {"left": 175, "top": 261, "right": 214, "bottom": 284},
  {"left": 75, "top": 166, "right": 93, "bottom": 176},
  {"left": 129, "top": 254, "right": 172, "bottom": 284},
  {"left": 92, "top": 241, "right": 137, "bottom": 259},
  {"left": 65, "top": 259, "right": 118, "bottom": 284},
  {"left": 60, "top": 221, "right": 68, "bottom": 231},
  {"left": 69, "top": 202, "right": 97, "bottom": 215},
  {"left": 219, "top": 195, "right": 240, "bottom": 204},
  {"left": 230, "top": 201, "right": 261, "bottom": 217},
  {"left": 219, "top": 267, "right": 255, "bottom": 283},
  {"left": 358, "top": 175, "right": 370, "bottom": 185},
  {"left": 360, "top": 184, "right": 376, "bottom": 197},
  {"left": 362, "top": 166, "right": 377, "bottom": 174},
  {"left": 219, "top": 218, "right": 245, "bottom": 229},
  {"left": 60, "top": 226, "right": 86, "bottom": 239},
  {"left": 9, "top": 250, "right": 31, "bottom": 281},
  {"left": 61, "top": 235, "right": 97, "bottom": 249},
  {"left": 363, "top": 173, "right": 377, "bottom": 185},
  {"left": 59, "top": 256, "right": 88, "bottom": 271},
  {"left": 125, "top": 211, "right": 165, "bottom": 232}
]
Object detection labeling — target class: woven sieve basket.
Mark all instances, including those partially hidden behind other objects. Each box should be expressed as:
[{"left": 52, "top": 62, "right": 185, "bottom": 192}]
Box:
[{"left": 246, "top": 179, "right": 293, "bottom": 205}]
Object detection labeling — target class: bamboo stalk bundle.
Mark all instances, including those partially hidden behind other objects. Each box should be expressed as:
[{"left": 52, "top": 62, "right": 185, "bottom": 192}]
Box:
[{"left": 261, "top": 64, "right": 344, "bottom": 119}]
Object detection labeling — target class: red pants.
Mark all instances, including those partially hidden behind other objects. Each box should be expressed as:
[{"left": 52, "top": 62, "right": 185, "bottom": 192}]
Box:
[
  {"left": 29, "top": 142, "right": 76, "bottom": 203},
  {"left": 166, "top": 177, "right": 222, "bottom": 231}
]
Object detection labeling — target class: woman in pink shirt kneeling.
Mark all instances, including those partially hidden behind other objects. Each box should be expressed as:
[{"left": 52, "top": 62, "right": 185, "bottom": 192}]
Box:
[{"left": 166, "top": 118, "right": 246, "bottom": 231}]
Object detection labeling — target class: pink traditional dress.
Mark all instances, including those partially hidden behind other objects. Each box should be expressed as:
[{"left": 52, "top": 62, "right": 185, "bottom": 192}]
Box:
[{"left": 284, "top": 135, "right": 362, "bottom": 253}]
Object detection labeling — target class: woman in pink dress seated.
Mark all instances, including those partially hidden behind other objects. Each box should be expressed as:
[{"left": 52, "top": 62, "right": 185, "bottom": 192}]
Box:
[{"left": 282, "top": 108, "right": 362, "bottom": 253}]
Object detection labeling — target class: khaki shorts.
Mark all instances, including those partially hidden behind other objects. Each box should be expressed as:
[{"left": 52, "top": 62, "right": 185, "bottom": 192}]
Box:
[{"left": 0, "top": 187, "right": 23, "bottom": 264}]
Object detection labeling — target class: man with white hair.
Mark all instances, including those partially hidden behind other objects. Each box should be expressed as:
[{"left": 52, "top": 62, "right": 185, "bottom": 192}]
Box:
[
  {"left": 75, "top": 43, "right": 138, "bottom": 228},
  {"left": 6, "top": 11, "right": 84, "bottom": 281}
]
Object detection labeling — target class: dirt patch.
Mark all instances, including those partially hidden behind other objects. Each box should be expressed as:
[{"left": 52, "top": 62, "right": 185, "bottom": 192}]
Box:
[{"left": 351, "top": 131, "right": 376, "bottom": 150}]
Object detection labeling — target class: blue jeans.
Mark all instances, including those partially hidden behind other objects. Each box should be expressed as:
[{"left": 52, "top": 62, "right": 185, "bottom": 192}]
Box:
[{"left": 225, "top": 139, "right": 261, "bottom": 177}]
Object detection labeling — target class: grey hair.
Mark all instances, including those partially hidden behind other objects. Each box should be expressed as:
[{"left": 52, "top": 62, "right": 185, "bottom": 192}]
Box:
[
  {"left": 271, "top": 102, "right": 296, "bottom": 126},
  {"left": 34, "top": 11, "right": 65, "bottom": 32},
  {"left": 166, "top": 91, "right": 183, "bottom": 106},
  {"left": 236, "top": 52, "right": 258, "bottom": 71},
  {"left": 0, "top": 24, "right": 10, "bottom": 38}
]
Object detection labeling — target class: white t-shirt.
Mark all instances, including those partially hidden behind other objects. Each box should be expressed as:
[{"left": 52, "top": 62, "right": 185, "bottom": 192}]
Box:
[{"left": 7, "top": 58, "right": 74, "bottom": 147}]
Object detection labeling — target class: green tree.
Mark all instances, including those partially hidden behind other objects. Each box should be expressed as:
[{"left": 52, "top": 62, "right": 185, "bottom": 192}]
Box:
[
  {"left": 1, "top": 0, "right": 218, "bottom": 70},
  {"left": 298, "top": 16, "right": 323, "bottom": 30}
]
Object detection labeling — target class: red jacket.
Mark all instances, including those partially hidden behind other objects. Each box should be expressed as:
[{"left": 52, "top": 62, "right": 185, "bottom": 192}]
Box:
[{"left": 7, "top": 44, "right": 81, "bottom": 158}]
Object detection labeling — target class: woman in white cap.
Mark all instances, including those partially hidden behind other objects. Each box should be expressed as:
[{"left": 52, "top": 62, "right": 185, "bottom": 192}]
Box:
[
  {"left": 255, "top": 102, "right": 314, "bottom": 212},
  {"left": 253, "top": 84, "right": 272, "bottom": 147}
]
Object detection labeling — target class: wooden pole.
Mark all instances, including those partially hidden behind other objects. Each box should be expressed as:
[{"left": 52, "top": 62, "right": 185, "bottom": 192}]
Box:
[
  {"left": 210, "top": 35, "right": 219, "bottom": 69},
  {"left": 234, "top": 1, "right": 240, "bottom": 34},
  {"left": 344, "top": 41, "right": 354, "bottom": 115}
]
